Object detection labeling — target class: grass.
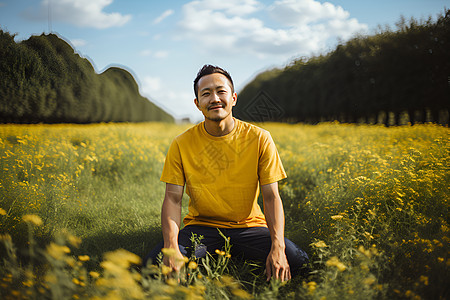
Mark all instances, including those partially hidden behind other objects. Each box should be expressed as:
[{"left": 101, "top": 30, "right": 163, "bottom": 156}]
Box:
[{"left": 0, "top": 121, "right": 448, "bottom": 299}]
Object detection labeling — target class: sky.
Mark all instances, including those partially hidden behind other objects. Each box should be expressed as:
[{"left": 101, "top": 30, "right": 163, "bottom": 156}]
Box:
[{"left": 0, "top": 0, "right": 448, "bottom": 122}]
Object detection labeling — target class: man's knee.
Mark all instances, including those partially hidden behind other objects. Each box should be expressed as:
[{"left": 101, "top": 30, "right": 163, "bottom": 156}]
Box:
[{"left": 285, "top": 239, "right": 309, "bottom": 276}]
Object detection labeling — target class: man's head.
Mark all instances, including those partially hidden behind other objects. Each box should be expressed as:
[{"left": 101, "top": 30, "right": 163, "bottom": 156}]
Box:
[
  {"left": 193, "top": 65, "right": 234, "bottom": 99},
  {"left": 193, "top": 65, "right": 237, "bottom": 123}
]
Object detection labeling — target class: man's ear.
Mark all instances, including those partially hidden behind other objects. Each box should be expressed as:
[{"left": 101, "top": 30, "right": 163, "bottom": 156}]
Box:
[
  {"left": 194, "top": 98, "right": 200, "bottom": 109},
  {"left": 232, "top": 92, "right": 237, "bottom": 107}
]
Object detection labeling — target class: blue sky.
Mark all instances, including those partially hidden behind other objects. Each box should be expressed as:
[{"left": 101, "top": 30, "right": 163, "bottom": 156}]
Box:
[{"left": 0, "top": 0, "right": 448, "bottom": 122}]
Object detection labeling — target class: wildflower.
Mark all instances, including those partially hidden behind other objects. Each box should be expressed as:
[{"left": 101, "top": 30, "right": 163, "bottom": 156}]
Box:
[
  {"left": 305, "top": 281, "right": 317, "bottom": 294},
  {"left": 78, "top": 255, "right": 90, "bottom": 262},
  {"left": 161, "top": 265, "right": 172, "bottom": 275},
  {"left": 0, "top": 208, "right": 6, "bottom": 215},
  {"left": 177, "top": 256, "right": 189, "bottom": 263},
  {"left": 363, "top": 275, "right": 376, "bottom": 285},
  {"left": 326, "top": 256, "right": 346, "bottom": 272},
  {"left": 103, "top": 249, "right": 141, "bottom": 268},
  {"left": 22, "top": 280, "right": 33, "bottom": 287},
  {"left": 89, "top": 271, "right": 100, "bottom": 279},
  {"left": 0, "top": 234, "right": 12, "bottom": 242},
  {"left": 215, "top": 249, "right": 226, "bottom": 256},
  {"left": 188, "top": 261, "right": 198, "bottom": 269},
  {"left": 22, "top": 214, "right": 43, "bottom": 226},
  {"left": 100, "top": 261, "right": 125, "bottom": 274},
  {"left": 161, "top": 248, "right": 177, "bottom": 257},
  {"left": 46, "top": 242, "right": 70, "bottom": 260},
  {"left": 358, "top": 245, "right": 372, "bottom": 258},
  {"left": 166, "top": 278, "right": 178, "bottom": 286},
  {"left": 419, "top": 275, "right": 429, "bottom": 286},
  {"left": 311, "top": 240, "right": 327, "bottom": 248},
  {"left": 331, "top": 215, "right": 343, "bottom": 220},
  {"left": 232, "top": 288, "right": 253, "bottom": 299},
  {"left": 363, "top": 232, "right": 373, "bottom": 240},
  {"left": 67, "top": 234, "right": 82, "bottom": 248}
]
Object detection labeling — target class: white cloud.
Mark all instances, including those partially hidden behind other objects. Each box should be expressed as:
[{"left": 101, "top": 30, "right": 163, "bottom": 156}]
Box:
[
  {"left": 39, "top": 0, "right": 131, "bottom": 29},
  {"left": 141, "top": 76, "right": 162, "bottom": 94},
  {"left": 153, "top": 9, "right": 174, "bottom": 24},
  {"left": 70, "top": 38, "right": 87, "bottom": 47},
  {"left": 140, "top": 78, "right": 197, "bottom": 120},
  {"left": 139, "top": 49, "right": 152, "bottom": 57},
  {"left": 178, "top": 0, "right": 367, "bottom": 57},
  {"left": 139, "top": 50, "right": 169, "bottom": 59},
  {"left": 154, "top": 51, "right": 168, "bottom": 59}
]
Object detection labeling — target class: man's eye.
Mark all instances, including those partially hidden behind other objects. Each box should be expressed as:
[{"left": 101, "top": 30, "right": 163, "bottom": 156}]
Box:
[
  {"left": 219, "top": 90, "right": 226, "bottom": 94},
  {"left": 202, "top": 92, "right": 210, "bottom": 96}
]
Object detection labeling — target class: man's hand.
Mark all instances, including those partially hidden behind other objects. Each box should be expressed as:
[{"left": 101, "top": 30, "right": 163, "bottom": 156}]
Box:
[
  {"left": 162, "top": 247, "right": 186, "bottom": 273},
  {"left": 265, "top": 245, "right": 291, "bottom": 281},
  {"left": 261, "top": 182, "right": 291, "bottom": 282}
]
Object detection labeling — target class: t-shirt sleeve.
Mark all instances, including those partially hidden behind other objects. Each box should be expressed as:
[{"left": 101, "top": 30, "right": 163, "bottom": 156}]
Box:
[
  {"left": 258, "top": 132, "right": 287, "bottom": 185},
  {"left": 160, "top": 139, "right": 185, "bottom": 186}
]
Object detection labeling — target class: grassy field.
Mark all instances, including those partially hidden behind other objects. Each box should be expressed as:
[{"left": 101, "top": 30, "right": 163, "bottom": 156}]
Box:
[{"left": 0, "top": 122, "right": 448, "bottom": 299}]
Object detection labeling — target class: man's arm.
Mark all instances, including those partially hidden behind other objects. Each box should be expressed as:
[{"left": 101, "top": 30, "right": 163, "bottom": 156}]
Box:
[
  {"left": 161, "top": 183, "right": 185, "bottom": 271},
  {"left": 261, "top": 182, "right": 291, "bottom": 282}
]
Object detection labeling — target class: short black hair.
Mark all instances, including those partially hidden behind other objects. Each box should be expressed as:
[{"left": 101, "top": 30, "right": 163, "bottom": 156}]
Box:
[{"left": 193, "top": 64, "right": 234, "bottom": 98}]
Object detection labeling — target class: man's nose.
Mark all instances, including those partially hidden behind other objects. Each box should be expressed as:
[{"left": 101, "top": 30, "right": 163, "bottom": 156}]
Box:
[{"left": 210, "top": 92, "right": 221, "bottom": 103}]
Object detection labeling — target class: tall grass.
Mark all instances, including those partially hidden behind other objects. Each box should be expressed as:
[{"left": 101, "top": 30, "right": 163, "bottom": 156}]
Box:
[{"left": 1, "top": 122, "right": 448, "bottom": 299}]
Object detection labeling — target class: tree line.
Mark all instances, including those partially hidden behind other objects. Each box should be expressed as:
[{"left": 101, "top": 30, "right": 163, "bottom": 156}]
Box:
[
  {"left": 0, "top": 30, "right": 174, "bottom": 123},
  {"left": 235, "top": 9, "right": 450, "bottom": 126}
]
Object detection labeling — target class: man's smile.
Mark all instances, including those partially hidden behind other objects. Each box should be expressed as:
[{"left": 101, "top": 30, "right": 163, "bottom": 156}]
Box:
[{"left": 208, "top": 104, "right": 224, "bottom": 110}]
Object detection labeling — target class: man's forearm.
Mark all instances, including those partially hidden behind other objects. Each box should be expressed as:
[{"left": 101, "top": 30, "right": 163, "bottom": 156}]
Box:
[
  {"left": 264, "top": 194, "right": 286, "bottom": 250},
  {"left": 161, "top": 184, "right": 183, "bottom": 249},
  {"left": 161, "top": 198, "right": 181, "bottom": 248},
  {"left": 262, "top": 183, "right": 286, "bottom": 249}
]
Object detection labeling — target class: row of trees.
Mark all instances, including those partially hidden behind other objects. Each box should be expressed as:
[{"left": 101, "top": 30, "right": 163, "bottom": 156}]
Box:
[
  {"left": 0, "top": 30, "right": 173, "bottom": 123},
  {"left": 235, "top": 10, "right": 450, "bottom": 125}
]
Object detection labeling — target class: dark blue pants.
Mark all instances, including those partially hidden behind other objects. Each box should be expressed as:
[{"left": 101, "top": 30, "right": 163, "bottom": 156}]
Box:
[{"left": 144, "top": 225, "right": 309, "bottom": 277}]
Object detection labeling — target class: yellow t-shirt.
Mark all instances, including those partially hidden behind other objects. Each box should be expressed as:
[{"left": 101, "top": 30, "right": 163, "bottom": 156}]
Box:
[{"left": 160, "top": 118, "right": 287, "bottom": 228}]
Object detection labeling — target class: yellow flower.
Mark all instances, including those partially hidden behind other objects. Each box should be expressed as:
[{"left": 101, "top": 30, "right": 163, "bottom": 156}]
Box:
[
  {"left": 166, "top": 278, "right": 178, "bottom": 286},
  {"left": 0, "top": 208, "right": 6, "bottom": 215},
  {"left": 22, "top": 214, "right": 43, "bottom": 226},
  {"left": 188, "top": 261, "right": 198, "bottom": 269},
  {"left": 311, "top": 240, "right": 327, "bottom": 248},
  {"left": 67, "top": 234, "right": 82, "bottom": 248},
  {"left": 326, "top": 256, "right": 346, "bottom": 272},
  {"left": 46, "top": 242, "right": 70, "bottom": 260},
  {"left": 161, "top": 248, "right": 177, "bottom": 257},
  {"left": 0, "top": 234, "right": 12, "bottom": 242},
  {"left": 161, "top": 265, "right": 172, "bottom": 275},
  {"left": 363, "top": 276, "right": 376, "bottom": 285},
  {"left": 103, "top": 249, "right": 141, "bottom": 268},
  {"left": 358, "top": 245, "right": 372, "bottom": 258},
  {"left": 78, "top": 255, "right": 90, "bottom": 262},
  {"left": 419, "top": 275, "right": 429, "bottom": 286},
  {"left": 215, "top": 249, "right": 226, "bottom": 256},
  {"left": 305, "top": 281, "right": 317, "bottom": 294},
  {"left": 363, "top": 232, "right": 374, "bottom": 240},
  {"left": 232, "top": 288, "right": 253, "bottom": 299},
  {"left": 89, "top": 271, "right": 100, "bottom": 279}
]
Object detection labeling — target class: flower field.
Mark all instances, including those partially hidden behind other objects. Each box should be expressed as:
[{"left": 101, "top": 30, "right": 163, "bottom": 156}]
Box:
[{"left": 0, "top": 122, "right": 448, "bottom": 299}]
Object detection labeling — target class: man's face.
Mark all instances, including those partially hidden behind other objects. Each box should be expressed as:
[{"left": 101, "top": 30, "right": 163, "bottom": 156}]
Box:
[{"left": 194, "top": 73, "right": 237, "bottom": 122}]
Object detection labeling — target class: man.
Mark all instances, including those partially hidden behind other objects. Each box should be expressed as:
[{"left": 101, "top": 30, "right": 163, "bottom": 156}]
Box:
[{"left": 145, "top": 65, "right": 308, "bottom": 281}]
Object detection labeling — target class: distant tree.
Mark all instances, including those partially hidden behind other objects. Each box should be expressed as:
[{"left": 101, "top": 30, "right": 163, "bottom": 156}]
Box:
[{"left": 0, "top": 30, "right": 174, "bottom": 123}]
